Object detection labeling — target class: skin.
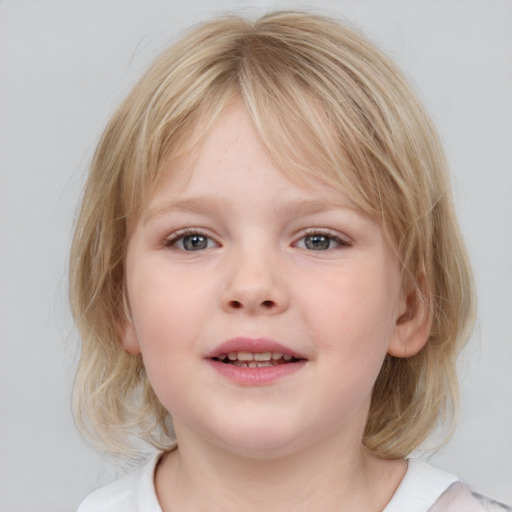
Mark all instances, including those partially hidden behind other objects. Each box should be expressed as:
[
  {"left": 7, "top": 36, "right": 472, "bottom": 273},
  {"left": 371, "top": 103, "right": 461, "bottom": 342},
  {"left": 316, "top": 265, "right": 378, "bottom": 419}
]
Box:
[{"left": 121, "top": 100, "right": 429, "bottom": 511}]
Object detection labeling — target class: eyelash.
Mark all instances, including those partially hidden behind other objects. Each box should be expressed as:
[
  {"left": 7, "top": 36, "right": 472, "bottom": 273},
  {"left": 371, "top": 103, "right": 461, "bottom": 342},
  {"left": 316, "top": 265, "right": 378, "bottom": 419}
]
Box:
[
  {"left": 164, "top": 228, "right": 218, "bottom": 250},
  {"left": 164, "top": 228, "right": 351, "bottom": 252},
  {"left": 294, "top": 229, "right": 352, "bottom": 250}
]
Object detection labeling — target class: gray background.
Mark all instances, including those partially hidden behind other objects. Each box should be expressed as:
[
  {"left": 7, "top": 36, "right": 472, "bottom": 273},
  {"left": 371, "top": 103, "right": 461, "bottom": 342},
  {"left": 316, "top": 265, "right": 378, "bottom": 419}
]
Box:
[{"left": 0, "top": 1, "right": 511, "bottom": 510}]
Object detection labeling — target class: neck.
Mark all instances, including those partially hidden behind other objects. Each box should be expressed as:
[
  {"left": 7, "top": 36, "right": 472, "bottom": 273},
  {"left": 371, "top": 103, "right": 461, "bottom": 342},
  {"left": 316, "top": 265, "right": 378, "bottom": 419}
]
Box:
[{"left": 155, "top": 427, "right": 406, "bottom": 512}]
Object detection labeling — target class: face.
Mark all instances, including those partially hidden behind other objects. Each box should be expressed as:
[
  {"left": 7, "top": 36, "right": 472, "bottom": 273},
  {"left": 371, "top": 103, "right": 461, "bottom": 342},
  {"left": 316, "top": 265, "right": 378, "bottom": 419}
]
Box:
[{"left": 122, "top": 101, "right": 411, "bottom": 458}]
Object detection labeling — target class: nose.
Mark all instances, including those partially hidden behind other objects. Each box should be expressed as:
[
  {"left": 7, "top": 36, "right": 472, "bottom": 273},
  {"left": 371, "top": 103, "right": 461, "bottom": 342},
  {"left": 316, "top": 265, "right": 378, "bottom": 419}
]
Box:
[{"left": 220, "top": 250, "right": 290, "bottom": 315}]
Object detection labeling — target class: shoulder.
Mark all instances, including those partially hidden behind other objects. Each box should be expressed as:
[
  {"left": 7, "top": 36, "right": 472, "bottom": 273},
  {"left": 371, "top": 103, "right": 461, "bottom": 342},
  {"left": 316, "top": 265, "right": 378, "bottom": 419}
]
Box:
[
  {"left": 76, "top": 453, "right": 163, "bottom": 512},
  {"left": 77, "top": 469, "right": 140, "bottom": 512},
  {"left": 384, "top": 459, "right": 511, "bottom": 512},
  {"left": 384, "top": 459, "right": 460, "bottom": 512},
  {"left": 431, "top": 483, "right": 512, "bottom": 512}
]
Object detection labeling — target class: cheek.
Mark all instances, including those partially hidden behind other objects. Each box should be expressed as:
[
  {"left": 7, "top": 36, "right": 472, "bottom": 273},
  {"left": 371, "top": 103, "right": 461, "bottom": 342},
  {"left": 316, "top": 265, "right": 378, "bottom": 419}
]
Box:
[
  {"left": 297, "top": 261, "right": 400, "bottom": 368},
  {"left": 129, "top": 259, "right": 213, "bottom": 344},
  {"left": 283, "top": 267, "right": 397, "bottom": 437},
  {"left": 126, "top": 265, "right": 197, "bottom": 381},
  {"left": 130, "top": 294, "right": 198, "bottom": 417}
]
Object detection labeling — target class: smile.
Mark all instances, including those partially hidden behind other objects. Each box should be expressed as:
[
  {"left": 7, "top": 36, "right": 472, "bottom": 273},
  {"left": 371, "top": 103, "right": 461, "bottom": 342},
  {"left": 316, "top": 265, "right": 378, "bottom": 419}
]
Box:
[
  {"left": 214, "top": 352, "right": 298, "bottom": 367},
  {"left": 206, "top": 338, "right": 307, "bottom": 385}
]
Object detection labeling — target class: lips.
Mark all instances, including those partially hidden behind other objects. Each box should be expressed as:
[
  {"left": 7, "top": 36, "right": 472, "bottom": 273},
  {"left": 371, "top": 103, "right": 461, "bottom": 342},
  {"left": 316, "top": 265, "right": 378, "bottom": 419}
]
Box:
[
  {"left": 205, "top": 337, "right": 307, "bottom": 385},
  {"left": 206, "top": 337, "right": 305, "bottom": 362}
]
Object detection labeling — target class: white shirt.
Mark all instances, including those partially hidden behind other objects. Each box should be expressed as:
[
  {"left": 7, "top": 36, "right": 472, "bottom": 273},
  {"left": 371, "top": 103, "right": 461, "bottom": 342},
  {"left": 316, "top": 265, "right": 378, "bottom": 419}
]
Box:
[{"left": 77, "top": 454, "right": 510, "bottom": 512}]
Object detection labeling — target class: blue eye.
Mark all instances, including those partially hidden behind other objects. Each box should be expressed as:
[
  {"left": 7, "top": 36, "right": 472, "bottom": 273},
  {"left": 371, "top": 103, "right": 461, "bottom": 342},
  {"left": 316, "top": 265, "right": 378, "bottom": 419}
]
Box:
[
  {"left": 295, "top": 232, "right": 350, "bottom": 250},
  {"left": 169, "top": 232, "right": 217, "bottom": 251}
]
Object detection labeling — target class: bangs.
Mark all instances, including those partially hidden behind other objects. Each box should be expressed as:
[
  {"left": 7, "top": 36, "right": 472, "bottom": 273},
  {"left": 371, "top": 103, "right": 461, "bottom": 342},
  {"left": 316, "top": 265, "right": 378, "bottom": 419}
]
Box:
[{"left": 123, "top": 11, "right": 436, "bottom": 240}]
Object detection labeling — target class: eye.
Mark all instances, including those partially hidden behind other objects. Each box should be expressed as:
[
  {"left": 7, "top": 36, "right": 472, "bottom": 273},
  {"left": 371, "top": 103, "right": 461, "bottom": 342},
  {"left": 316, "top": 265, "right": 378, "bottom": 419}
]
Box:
[
  {"left": 295, "top": 231, "right": 351, "bottom": 251},
  {"left": 166, "top": 231, "right": 218, "bottom": 251}
]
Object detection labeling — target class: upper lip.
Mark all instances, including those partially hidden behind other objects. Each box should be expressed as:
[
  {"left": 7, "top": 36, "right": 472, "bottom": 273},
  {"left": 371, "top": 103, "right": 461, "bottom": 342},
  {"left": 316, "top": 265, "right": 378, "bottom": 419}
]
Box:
[{"left": 205, "top": 337, "right": 307, "bottom": 359}]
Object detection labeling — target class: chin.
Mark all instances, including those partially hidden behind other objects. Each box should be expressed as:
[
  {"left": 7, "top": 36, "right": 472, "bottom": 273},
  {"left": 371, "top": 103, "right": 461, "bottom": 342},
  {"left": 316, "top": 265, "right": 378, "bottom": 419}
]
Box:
[{"left": 204, "top": 416, "right": 311, "bottom": 459}]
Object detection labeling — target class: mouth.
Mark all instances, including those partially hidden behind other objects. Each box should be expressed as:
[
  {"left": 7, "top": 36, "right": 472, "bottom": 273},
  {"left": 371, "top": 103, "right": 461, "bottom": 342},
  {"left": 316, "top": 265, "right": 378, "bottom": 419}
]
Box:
[
  {"left": 213, "top": 351, "right": 301, "bottom": 368},
  {"left": 206, "top": 337, "right": 307, "bottom": 368},
  {"left": 206, "top": 338, "right": 307, "bottom": 385}
]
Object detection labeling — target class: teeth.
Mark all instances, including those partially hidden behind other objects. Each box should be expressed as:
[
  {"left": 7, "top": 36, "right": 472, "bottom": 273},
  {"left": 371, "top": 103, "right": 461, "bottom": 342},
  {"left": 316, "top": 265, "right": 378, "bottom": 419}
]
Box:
[
  {"left": 217, "top": 351, "right": 296, "bottom": 364},
  {"left": 253, "top": 352, "right": 272, "bottom": 361},
  {"left": 236, "top": 361, "right": 275, "bottom": 368},
  {"left": 248, "top": 361, "right": 273, "bottom": 368}
]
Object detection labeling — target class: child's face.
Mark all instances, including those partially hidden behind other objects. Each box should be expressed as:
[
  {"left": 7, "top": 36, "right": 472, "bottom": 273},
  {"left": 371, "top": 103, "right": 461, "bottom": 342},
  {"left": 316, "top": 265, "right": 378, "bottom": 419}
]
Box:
[{"left": 121, "top": 100, "right": 407, "bottom": 457}]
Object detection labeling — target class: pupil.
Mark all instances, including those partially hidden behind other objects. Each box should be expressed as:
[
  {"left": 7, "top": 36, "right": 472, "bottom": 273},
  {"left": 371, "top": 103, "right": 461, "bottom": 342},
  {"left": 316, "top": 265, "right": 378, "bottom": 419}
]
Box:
[
  {"left": 183, "top": 235, "right": 208, "bottom": 250},
  {"left": 305, "top": 235, "right": 330, "bottom": 250}
]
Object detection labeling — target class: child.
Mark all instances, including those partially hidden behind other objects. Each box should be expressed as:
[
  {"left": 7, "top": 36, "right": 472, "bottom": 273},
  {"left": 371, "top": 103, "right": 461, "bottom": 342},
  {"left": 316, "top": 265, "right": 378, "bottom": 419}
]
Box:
[{"left": 70, "top": 10, "right": 510, "bottom": 512}]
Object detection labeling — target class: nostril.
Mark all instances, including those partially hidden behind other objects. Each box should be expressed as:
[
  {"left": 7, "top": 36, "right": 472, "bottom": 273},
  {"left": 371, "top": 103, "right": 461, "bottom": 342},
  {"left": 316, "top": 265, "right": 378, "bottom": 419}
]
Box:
[{"left": 225, "top": 297, "right": 282, "bottom": 311}]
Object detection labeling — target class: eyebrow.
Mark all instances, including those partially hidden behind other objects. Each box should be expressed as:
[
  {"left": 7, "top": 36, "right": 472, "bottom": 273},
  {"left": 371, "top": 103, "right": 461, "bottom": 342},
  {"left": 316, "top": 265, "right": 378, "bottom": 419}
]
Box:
[
  {"left": 145, "top": 195, "right": 352, "bottom": 221},
  {"left": 145, "top": 196, "right": 232, "bottom": 220},
  {"left": 276, "top": 198, "right": 351, "bottom": 217}
]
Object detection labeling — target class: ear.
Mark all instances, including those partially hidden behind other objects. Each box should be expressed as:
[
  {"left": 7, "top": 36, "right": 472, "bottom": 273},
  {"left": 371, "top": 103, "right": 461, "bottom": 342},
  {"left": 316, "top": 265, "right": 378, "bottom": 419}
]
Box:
[
  {"left": 117, "top": 296, "right": 141, "bottom": 355},
  {"left": 387, "top": 272, "right": 432, "bottom": 358},
  {"left": 118, "top": 318, "right": 141, "bottom": 355}
]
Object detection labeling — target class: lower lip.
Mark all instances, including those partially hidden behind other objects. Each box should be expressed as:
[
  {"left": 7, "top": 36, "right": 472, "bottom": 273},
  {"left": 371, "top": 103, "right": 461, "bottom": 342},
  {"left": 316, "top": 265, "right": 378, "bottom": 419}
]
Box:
[{"left": 206, "top": 359, "right": 306, "bottom": 386}]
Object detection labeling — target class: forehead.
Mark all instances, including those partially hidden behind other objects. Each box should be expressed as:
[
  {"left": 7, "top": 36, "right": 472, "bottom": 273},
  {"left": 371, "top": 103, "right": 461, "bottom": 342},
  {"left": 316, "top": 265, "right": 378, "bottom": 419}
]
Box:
[{"left": 145, "top": 100, "right": 355, "bottom": 218}]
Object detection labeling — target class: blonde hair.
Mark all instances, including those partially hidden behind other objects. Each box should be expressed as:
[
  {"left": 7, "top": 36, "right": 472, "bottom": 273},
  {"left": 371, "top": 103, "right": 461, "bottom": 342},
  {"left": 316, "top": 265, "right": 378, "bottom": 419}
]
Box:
[{"left": 70, "top": 10, "right": 475, "bottom": 460}]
